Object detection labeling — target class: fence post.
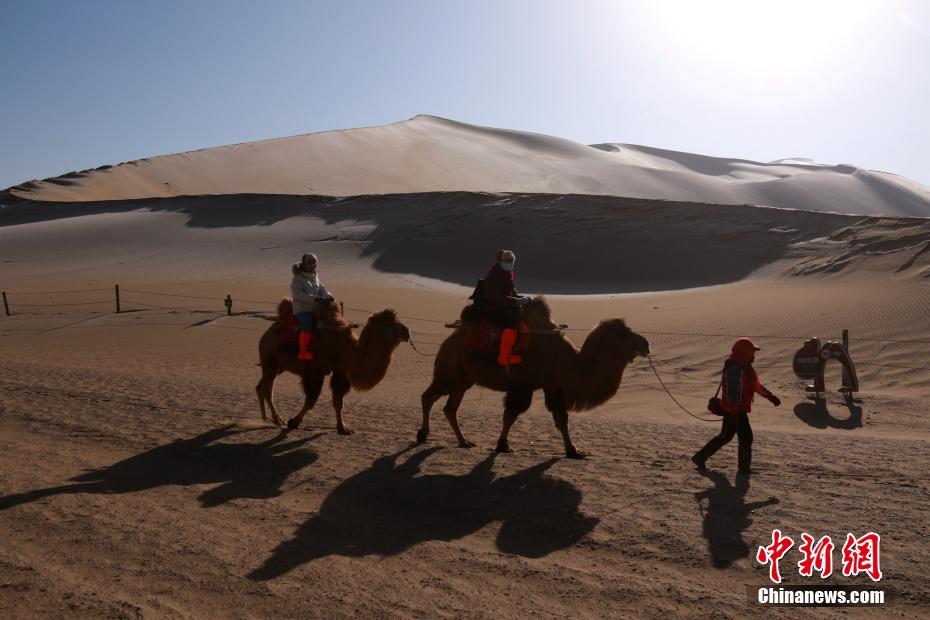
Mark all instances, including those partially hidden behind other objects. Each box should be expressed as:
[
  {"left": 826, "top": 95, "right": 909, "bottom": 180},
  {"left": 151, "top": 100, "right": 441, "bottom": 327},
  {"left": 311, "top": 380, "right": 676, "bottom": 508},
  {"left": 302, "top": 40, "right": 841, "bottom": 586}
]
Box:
[
  {"left": 114, "top": 284, "right": 121, "bottom": 313},
  {"left": 2, "top": 292, "right": 9, "bottom": 316},
  {"left": 225, "top": 295, "right": 233, "bottom": 315}
]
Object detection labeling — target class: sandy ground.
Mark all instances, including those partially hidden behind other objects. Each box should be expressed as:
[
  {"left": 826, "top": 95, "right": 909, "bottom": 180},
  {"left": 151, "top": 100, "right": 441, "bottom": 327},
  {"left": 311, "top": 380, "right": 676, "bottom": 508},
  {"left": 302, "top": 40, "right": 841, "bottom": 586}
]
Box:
[{"left": 1, "top": 194, "right": 929, "bottom": 618}]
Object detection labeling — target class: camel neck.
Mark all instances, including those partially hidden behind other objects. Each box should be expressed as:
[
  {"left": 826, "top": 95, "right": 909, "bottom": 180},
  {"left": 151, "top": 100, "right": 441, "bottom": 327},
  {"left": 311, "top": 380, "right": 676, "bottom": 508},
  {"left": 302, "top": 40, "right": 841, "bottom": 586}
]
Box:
[
  {"left": 346, "top": 326, "right": 396, "bottom": 391},
  {"left": 563, "top": 330, "right": 628, "bottom": 411}
]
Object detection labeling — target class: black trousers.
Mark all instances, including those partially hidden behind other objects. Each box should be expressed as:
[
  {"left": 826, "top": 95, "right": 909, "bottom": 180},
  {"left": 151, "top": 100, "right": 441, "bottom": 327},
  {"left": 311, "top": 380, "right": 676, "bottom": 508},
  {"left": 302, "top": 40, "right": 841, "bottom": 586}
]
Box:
[{"left": 694, "top": 411, "right": 753, "bottom": 471}]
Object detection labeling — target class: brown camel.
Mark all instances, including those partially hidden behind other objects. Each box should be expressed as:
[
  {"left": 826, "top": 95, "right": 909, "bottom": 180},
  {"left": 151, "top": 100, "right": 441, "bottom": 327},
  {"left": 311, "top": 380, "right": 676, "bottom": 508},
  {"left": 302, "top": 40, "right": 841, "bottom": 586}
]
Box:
[
  {"left": 417, "top": 298, "right": 650, "bottom": 458},
  {"left": 256, "top": 299, "right": 410, "bottom": 433}
]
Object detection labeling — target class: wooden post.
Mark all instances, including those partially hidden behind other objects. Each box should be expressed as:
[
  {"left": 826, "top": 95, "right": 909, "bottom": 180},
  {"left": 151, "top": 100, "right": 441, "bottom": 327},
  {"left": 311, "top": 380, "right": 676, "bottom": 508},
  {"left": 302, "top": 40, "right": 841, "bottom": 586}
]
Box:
[
  {"left": 225, "top": 295, "right": 233, "bottom": 315},
  {"left": 114, "top": 284, "right": 121, "bottom": 313},
  {"left": 842, "top": 328, "right": 850, "bottom": 390},
  {"left": 2, "top": 292, "right": 9, "bottom": 316}
]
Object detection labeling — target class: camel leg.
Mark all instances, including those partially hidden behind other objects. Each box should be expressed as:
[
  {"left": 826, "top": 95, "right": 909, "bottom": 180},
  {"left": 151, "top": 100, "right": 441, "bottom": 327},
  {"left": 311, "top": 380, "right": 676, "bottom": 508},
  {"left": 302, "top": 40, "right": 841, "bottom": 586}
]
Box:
[
  {"left": 256, "top": 378, "right": 267, "bottom": 423},
  {"left": 330, "top": 370, "right": 353, "bottom": 435},
  {"left": 545, "top": 387, "right": 584, "bottom": 459},
  {"left": 417, "top": 381, "right": 447, "bottom": 444},
  {"left": 287, "top": 371, "right": 325, "bottom": 430},
  {"left": 257, "top": 363, "right": 284, "bottom": 426},
  {"left": 265, "top": 372, "right": 285, "bottom": 427},
  {"left": 496, "top": 388, "right": 533, "bottom": 454},
  {"left": 443, "top": 382, "right": 475, "bottom": 448}
]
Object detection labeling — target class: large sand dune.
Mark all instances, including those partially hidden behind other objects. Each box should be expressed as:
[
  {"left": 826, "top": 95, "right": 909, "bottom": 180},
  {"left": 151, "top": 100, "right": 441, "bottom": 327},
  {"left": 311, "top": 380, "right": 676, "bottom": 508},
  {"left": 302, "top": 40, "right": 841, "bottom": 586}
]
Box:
[{"left": 9, "top": 115, "right": 930, "bottom": 217}]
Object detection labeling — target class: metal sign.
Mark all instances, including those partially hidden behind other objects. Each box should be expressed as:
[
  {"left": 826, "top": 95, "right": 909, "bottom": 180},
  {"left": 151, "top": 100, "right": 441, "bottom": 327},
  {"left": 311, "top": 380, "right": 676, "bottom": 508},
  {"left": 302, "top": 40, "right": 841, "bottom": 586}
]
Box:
[
  {"left": 792, "top": 337, "right": 859, "bottom": 396},
  {"left": 792, "top": 338, "right": 823, "bottom": 379}
]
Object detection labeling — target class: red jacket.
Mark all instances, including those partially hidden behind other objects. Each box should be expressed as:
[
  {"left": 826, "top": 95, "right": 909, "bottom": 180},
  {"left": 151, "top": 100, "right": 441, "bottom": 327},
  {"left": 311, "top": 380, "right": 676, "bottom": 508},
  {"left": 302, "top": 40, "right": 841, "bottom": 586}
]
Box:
[
  {"left": 721, "top": 359, "right": 773, "bottom": 415},
  {"left": 484, "top": 264, "right": 517, "bottom": 310}
]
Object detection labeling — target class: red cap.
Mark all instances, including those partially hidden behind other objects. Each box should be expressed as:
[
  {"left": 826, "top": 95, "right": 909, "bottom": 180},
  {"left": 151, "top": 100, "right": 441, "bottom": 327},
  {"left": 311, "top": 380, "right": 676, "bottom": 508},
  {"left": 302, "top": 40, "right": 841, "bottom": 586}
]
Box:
[{"left": 731, "top": 338, "right": 761, "bottom": 363}]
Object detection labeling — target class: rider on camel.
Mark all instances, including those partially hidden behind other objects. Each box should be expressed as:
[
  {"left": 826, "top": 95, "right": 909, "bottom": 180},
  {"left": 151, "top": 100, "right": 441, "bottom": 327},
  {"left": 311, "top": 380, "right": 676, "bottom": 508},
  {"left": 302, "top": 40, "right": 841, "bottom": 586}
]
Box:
[
  {"left": 483, "top": 250, "right": 529, "bottom": 365},
  {"left": 290, "top": 252, "right": 333, "bottom": 361}
]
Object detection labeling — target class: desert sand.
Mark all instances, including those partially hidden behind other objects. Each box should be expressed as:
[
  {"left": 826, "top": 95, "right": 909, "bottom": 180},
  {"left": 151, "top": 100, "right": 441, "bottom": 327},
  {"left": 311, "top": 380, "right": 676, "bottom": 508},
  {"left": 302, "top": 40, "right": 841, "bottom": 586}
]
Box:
[
  {"left": 2, "top": 119, "right": 930, "bottom": 618},
  {"left": 9, "top": 116, "right": 930, "bottom": 217}
]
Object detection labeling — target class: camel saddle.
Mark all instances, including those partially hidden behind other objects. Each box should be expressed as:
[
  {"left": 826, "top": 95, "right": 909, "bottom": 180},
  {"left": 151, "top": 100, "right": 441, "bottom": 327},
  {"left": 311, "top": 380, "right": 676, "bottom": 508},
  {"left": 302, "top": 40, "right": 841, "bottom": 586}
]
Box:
[
  {"left": 464, "top": 319, "right": 531, "bottom": 364},
  {"left": 277, "top": 315, "right": 302, "bottom": 356}
]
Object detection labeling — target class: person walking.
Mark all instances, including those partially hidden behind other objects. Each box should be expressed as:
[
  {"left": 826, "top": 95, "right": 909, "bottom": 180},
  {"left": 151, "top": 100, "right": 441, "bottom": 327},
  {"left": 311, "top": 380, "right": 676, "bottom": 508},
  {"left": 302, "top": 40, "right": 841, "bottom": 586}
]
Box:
[{"left": 692, "top": 338, "right": 781, "bottom": 474}]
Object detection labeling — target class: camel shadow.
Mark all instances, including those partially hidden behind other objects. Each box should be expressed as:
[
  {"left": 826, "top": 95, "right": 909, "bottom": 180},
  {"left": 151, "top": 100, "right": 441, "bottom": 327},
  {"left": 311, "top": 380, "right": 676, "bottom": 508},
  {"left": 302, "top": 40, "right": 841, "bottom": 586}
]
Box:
[
  {"left": 249, "top": 446, "right": 598, "bottom": 580},
  {"left": 0, "top": 425, "right": 320, "bottom": 511},
  {"left": 694, "top": 469, "right": 778, "bottom": 568},
  {"left": 793, "top": 397, "right": 863, "bottom": 430}
]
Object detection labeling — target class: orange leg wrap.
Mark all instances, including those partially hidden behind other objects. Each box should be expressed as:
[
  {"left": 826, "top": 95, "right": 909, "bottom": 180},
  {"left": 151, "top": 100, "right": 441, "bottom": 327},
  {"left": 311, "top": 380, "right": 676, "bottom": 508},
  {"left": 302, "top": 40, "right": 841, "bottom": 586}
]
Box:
[
  {"left": 298, "top": 331, "right": 315, "bottom": 361},
  {"left": 497, "top": 328, "right": 522, "bottom": 366}
]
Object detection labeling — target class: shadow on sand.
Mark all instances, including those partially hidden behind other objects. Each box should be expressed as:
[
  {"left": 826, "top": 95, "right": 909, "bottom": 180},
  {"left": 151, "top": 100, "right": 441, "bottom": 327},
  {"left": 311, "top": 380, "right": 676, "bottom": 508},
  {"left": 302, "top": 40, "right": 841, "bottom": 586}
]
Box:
[
  {"left": 0, "top": 192, "right": 855, "bottom": 293},
  {"left": 0, "top": 425, "right": 320, "bottom": 510},
  {"left": 793, "top": 397, "right": 863, "bottom": 430},
  {"left": 249, "top": 446, "right": 598, "bottom": 580},
  {"left": 694, "top": 469, "right": 778, "bottom": 568}
]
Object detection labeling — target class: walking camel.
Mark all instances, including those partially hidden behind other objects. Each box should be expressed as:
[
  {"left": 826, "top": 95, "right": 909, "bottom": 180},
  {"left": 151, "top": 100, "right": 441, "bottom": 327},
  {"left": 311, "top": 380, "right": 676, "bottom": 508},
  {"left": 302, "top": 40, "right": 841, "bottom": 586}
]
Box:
[
  {"left": 256, "top": 299, "right": 410, "bottom": 433},
  {"left": 417, "top": 298, "right": 650, "bottom": 458}
]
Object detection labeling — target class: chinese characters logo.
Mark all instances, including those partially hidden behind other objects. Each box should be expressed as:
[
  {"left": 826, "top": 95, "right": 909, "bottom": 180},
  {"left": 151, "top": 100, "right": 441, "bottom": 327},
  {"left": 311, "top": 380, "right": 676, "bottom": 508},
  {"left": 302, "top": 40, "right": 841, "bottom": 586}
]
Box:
[{"left": 756, "top": 531, "right": 881, "bottom": 583}]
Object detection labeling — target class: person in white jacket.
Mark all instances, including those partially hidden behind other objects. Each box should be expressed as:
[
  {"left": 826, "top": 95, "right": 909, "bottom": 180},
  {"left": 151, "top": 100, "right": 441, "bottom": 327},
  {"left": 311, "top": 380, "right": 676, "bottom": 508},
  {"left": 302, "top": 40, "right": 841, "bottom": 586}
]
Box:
[{"left": 290, "top": 253, "right": 333, "bottom": 360}]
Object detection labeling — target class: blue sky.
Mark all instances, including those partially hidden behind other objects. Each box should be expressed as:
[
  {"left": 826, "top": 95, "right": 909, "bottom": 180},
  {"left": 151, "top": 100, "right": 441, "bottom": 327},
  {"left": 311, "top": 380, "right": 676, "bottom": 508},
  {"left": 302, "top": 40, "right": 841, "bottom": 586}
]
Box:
[{"left": 2, "top": 0, "right": 928, "bottom": 188}]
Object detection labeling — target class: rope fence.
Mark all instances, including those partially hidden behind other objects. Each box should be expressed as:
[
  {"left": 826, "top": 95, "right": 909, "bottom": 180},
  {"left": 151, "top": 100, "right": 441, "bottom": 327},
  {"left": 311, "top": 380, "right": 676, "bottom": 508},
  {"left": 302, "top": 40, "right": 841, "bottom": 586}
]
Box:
[
  {"left": 4, "top": 285, "right": 930, "bottom": 381},
  {"left": 4, "top": 283, "right": 930, "bottom": 428},
  {"left": 2, "top": 287, "right": 112, "bottom": 294}
]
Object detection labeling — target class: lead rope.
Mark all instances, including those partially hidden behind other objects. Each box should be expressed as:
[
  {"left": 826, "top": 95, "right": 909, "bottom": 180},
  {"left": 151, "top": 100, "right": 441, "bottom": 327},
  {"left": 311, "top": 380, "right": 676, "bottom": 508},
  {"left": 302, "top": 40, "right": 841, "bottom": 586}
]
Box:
[
  {"left": 407, "top": 337, "right": 432, "bottom": 357},
  {"left": 646, "top": 355, "right": 719, "bottom": 422}
]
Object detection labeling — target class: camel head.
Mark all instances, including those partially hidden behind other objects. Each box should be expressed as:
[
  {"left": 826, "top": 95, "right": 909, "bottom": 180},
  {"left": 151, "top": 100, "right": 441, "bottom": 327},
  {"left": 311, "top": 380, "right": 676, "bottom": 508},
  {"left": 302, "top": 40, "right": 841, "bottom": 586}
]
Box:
[
  {"left": 592, "top": 319, "right": 651, "bottom": 363},
  {"left": 363, "top": 309, "right": 410, "bottom": 345}
]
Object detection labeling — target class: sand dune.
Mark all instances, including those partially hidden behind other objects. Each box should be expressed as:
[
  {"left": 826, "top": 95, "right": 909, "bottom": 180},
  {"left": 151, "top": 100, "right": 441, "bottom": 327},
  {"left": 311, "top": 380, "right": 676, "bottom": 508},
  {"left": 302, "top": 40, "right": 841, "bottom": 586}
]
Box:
[{"left": 9, "top": 115, "right": 930, "bottom": 217}]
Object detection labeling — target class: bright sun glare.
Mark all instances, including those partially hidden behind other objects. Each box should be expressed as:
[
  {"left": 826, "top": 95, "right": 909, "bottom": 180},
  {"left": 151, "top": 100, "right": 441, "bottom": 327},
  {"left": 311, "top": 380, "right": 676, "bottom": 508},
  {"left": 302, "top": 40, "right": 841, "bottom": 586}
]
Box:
[{"left": 633, "top": 0, "right": 879, "bottom": 95}]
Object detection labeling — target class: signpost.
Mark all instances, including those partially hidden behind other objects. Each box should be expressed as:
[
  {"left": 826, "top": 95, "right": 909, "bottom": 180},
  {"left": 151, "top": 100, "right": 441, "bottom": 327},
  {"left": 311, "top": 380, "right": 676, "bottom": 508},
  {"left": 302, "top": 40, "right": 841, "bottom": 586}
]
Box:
[{"left": 792, "top": 335, "right": 858, "bottom": 399}]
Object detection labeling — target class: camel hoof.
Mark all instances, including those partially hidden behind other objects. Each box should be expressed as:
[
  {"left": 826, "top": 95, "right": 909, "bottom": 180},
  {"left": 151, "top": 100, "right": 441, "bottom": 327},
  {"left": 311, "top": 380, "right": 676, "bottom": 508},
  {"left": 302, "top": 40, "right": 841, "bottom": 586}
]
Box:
[
  {"left": 495, "top": 443, "right": 514, "bottom": 454},
  {"left": 566, "top": 449, "right": 586, "bottom": 460},
  {"left": 286, "top": 418, "right": 300, "bottom": 430},
  {"left": 458, "top": 440, "right": 476, "bottom": 449},
  {"left": 337, "top": 427, "right": 354, "bottom": 436},
  {"left": 415, "top": 429, "right": 429, "bottom": 444}
]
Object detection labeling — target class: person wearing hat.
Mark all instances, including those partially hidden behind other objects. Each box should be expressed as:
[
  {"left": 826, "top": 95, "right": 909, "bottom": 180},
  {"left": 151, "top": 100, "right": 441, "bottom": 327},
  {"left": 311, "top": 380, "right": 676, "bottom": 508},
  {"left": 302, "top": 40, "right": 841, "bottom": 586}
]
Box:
[
  {"left": 290, "top": 253, "right": 333, "bottom": 361},
  {"left": 483, "top": 250, "right": 530, "bottom": 366},
  {"left": 691, "top": 338, "right": 781, "bottom": 474}
]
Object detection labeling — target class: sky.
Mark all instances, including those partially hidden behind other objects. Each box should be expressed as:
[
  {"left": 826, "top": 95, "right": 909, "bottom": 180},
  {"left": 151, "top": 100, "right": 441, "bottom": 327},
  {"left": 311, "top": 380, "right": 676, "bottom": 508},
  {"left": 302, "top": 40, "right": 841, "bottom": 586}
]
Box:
[{"left": 1, "top": 0, "right": 929, "bottom": 189}]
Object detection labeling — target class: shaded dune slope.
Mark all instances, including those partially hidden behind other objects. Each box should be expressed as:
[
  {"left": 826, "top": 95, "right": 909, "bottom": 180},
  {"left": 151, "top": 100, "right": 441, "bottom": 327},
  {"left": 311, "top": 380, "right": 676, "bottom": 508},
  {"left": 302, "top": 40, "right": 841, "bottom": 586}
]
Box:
[{"left": 3, "top": 192, "right": 928, "bottom": 293}]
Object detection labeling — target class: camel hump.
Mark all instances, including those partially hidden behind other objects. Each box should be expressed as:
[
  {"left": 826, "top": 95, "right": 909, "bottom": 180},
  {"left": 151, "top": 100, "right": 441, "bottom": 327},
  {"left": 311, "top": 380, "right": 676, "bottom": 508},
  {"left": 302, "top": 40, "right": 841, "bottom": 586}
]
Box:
[
  {"left": 277, "top": 299, "right": 294, "bottom": 321},
  {"left": 461, "top": 303, "right": 487, "bottom": 325}
]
